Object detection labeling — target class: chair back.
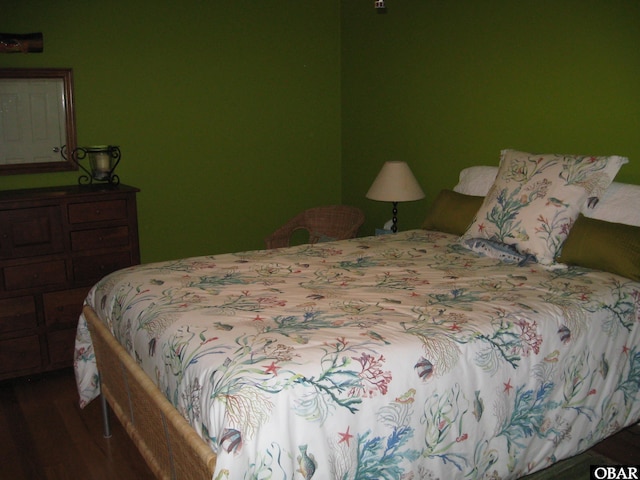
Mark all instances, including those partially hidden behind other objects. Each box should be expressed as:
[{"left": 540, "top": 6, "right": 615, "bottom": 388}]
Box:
[{"left": 265, "top": 205, "right": 365, "bottom": 249}]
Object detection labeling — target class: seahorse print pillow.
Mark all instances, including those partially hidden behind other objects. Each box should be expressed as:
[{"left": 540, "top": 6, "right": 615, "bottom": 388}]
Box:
[{"left": 460, "top": 149, "right": 628, "bottom": 265}]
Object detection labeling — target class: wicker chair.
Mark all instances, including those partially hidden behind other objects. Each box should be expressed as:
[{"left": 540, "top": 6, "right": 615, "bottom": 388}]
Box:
[{"left": 265, "top": 205, "right": 365, "bottom": 249}]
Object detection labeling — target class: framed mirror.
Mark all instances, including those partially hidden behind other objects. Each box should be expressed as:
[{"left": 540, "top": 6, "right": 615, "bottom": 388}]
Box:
[{"left": 0, "top": 68, "right": 77, "bottom": 175}]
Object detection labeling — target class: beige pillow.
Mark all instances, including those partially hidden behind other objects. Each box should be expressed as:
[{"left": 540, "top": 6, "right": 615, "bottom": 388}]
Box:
[
  {"left": 422, "top": 190, "right": 484, "bottom": 235},
  {"left": 557, "top": 215, "right": 640, "bottom": 281}
]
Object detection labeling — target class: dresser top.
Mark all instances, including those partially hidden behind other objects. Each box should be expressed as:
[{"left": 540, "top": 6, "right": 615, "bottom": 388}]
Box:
[{"left": 0, "top": 184, "right": 139, "bottom": 203}]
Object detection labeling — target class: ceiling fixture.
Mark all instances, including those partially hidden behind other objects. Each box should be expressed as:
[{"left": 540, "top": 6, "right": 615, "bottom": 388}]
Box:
[{"left": 375, "top": 1, "right": 387, "bottom": 13}]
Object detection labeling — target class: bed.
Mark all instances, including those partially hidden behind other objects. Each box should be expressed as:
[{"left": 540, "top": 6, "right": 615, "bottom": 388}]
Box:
[{"left": 74, "top": 150, "right": 640, "bottom": 479}]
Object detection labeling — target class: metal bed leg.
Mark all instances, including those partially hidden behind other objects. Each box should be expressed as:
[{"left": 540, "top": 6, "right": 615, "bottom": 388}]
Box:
[{"left": 100, "top": 393, "right": 112, "bottom": 438}]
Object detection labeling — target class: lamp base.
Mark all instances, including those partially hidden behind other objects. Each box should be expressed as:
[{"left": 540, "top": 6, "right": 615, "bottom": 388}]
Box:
[{"left": 390, "top": 201, "right": 398, "bottom": 232}]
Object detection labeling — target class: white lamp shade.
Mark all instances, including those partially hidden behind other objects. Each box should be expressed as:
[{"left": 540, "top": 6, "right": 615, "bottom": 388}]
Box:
[{"left": 366, "top": 161, "right": 425, "bottom": 202}]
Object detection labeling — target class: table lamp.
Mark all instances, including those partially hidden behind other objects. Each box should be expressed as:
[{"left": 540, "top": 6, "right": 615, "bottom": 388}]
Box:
[{"left": 366, "top": 161, "right": 425, "bottom": 232}]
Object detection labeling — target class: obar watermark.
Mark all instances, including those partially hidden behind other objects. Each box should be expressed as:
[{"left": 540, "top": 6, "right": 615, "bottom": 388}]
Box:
[{"left": 591, "top": 466, "right": 640, "bottom": 480}]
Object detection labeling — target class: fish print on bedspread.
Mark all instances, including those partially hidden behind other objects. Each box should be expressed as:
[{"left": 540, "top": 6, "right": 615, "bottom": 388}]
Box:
[{"left": 74, "top": 229, "right": 640, "bottom": 479}]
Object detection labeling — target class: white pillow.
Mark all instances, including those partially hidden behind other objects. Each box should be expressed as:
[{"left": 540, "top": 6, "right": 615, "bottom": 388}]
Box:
[
  {"left": 454, "top": 165, "right": 639, "bottom": 227},
  {"left": 453, "top": 166, "right": 498, "bottom": 196},
  {"left": 582, "top": 181, "right": 640, "bottom": 227},
  {"left": 460, "top": 149, "right": 628, "bottom": 265}
]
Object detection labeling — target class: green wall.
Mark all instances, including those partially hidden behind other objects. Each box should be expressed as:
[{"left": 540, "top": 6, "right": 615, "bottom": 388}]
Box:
[
  {"left": 2, "top": 1, "right": 640, "bottom": 260},
  {"left": 342, "top": 1, "right": 640, "bottom": 235},
  {"left": 1, "top": 0, "right": 342, "bottom": 262}
]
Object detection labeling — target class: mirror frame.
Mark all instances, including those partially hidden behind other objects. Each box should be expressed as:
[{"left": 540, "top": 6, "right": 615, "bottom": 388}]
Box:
[{"left": 0, "top": 67, "right": 77, "bottom": 175}]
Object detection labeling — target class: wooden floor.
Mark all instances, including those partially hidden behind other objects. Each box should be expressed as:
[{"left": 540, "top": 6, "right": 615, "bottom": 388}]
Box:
[
  {"left": 1, "top": 368, "right": 638, "bottom": 479},
  {"left": 0, "top": 368, "right": 153, "bottom": 480}
]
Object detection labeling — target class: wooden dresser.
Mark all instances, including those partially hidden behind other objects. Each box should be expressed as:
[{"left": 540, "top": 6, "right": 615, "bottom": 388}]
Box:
[{"left": 0, "top": 184, "right": 140, "bottom": 380}]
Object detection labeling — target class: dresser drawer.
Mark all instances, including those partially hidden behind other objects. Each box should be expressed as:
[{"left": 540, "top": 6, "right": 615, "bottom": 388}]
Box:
[
  {"left": 0, "top": 206, "right": 63, "bottom": 258},
  {"left": 47, "top": 329, "right": 77, "bottom": 367},
  {"left": 43, "top": 287, "right": 90, "bottom": 328},
  {"left": 0, "top": 335, "right": 41, "bottom": 375},
  {"left": 70, "top": 226, "right": 130, "bottom": 252},
  {"left": 0, "top": 296, "right": 37, "bottom": 334},
  {"left": 72, "top": 252, "right": 132, "bottom": 283},
  {"left": 68, "top": 199, "right": 128, "bottom": 224},
  {"left": 4, "top": 260, "right": 68, "bottom": 291}
]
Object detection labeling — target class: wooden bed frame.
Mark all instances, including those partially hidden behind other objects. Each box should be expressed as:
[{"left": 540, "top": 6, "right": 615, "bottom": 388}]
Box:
[{"left": 84, "top": 305, "right": 217, "bottom": 479}]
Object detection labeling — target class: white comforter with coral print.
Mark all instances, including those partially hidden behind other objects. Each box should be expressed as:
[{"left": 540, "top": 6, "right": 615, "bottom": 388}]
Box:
[{"left": 75, "top": 230, "right": 640, "bottom": 479}]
